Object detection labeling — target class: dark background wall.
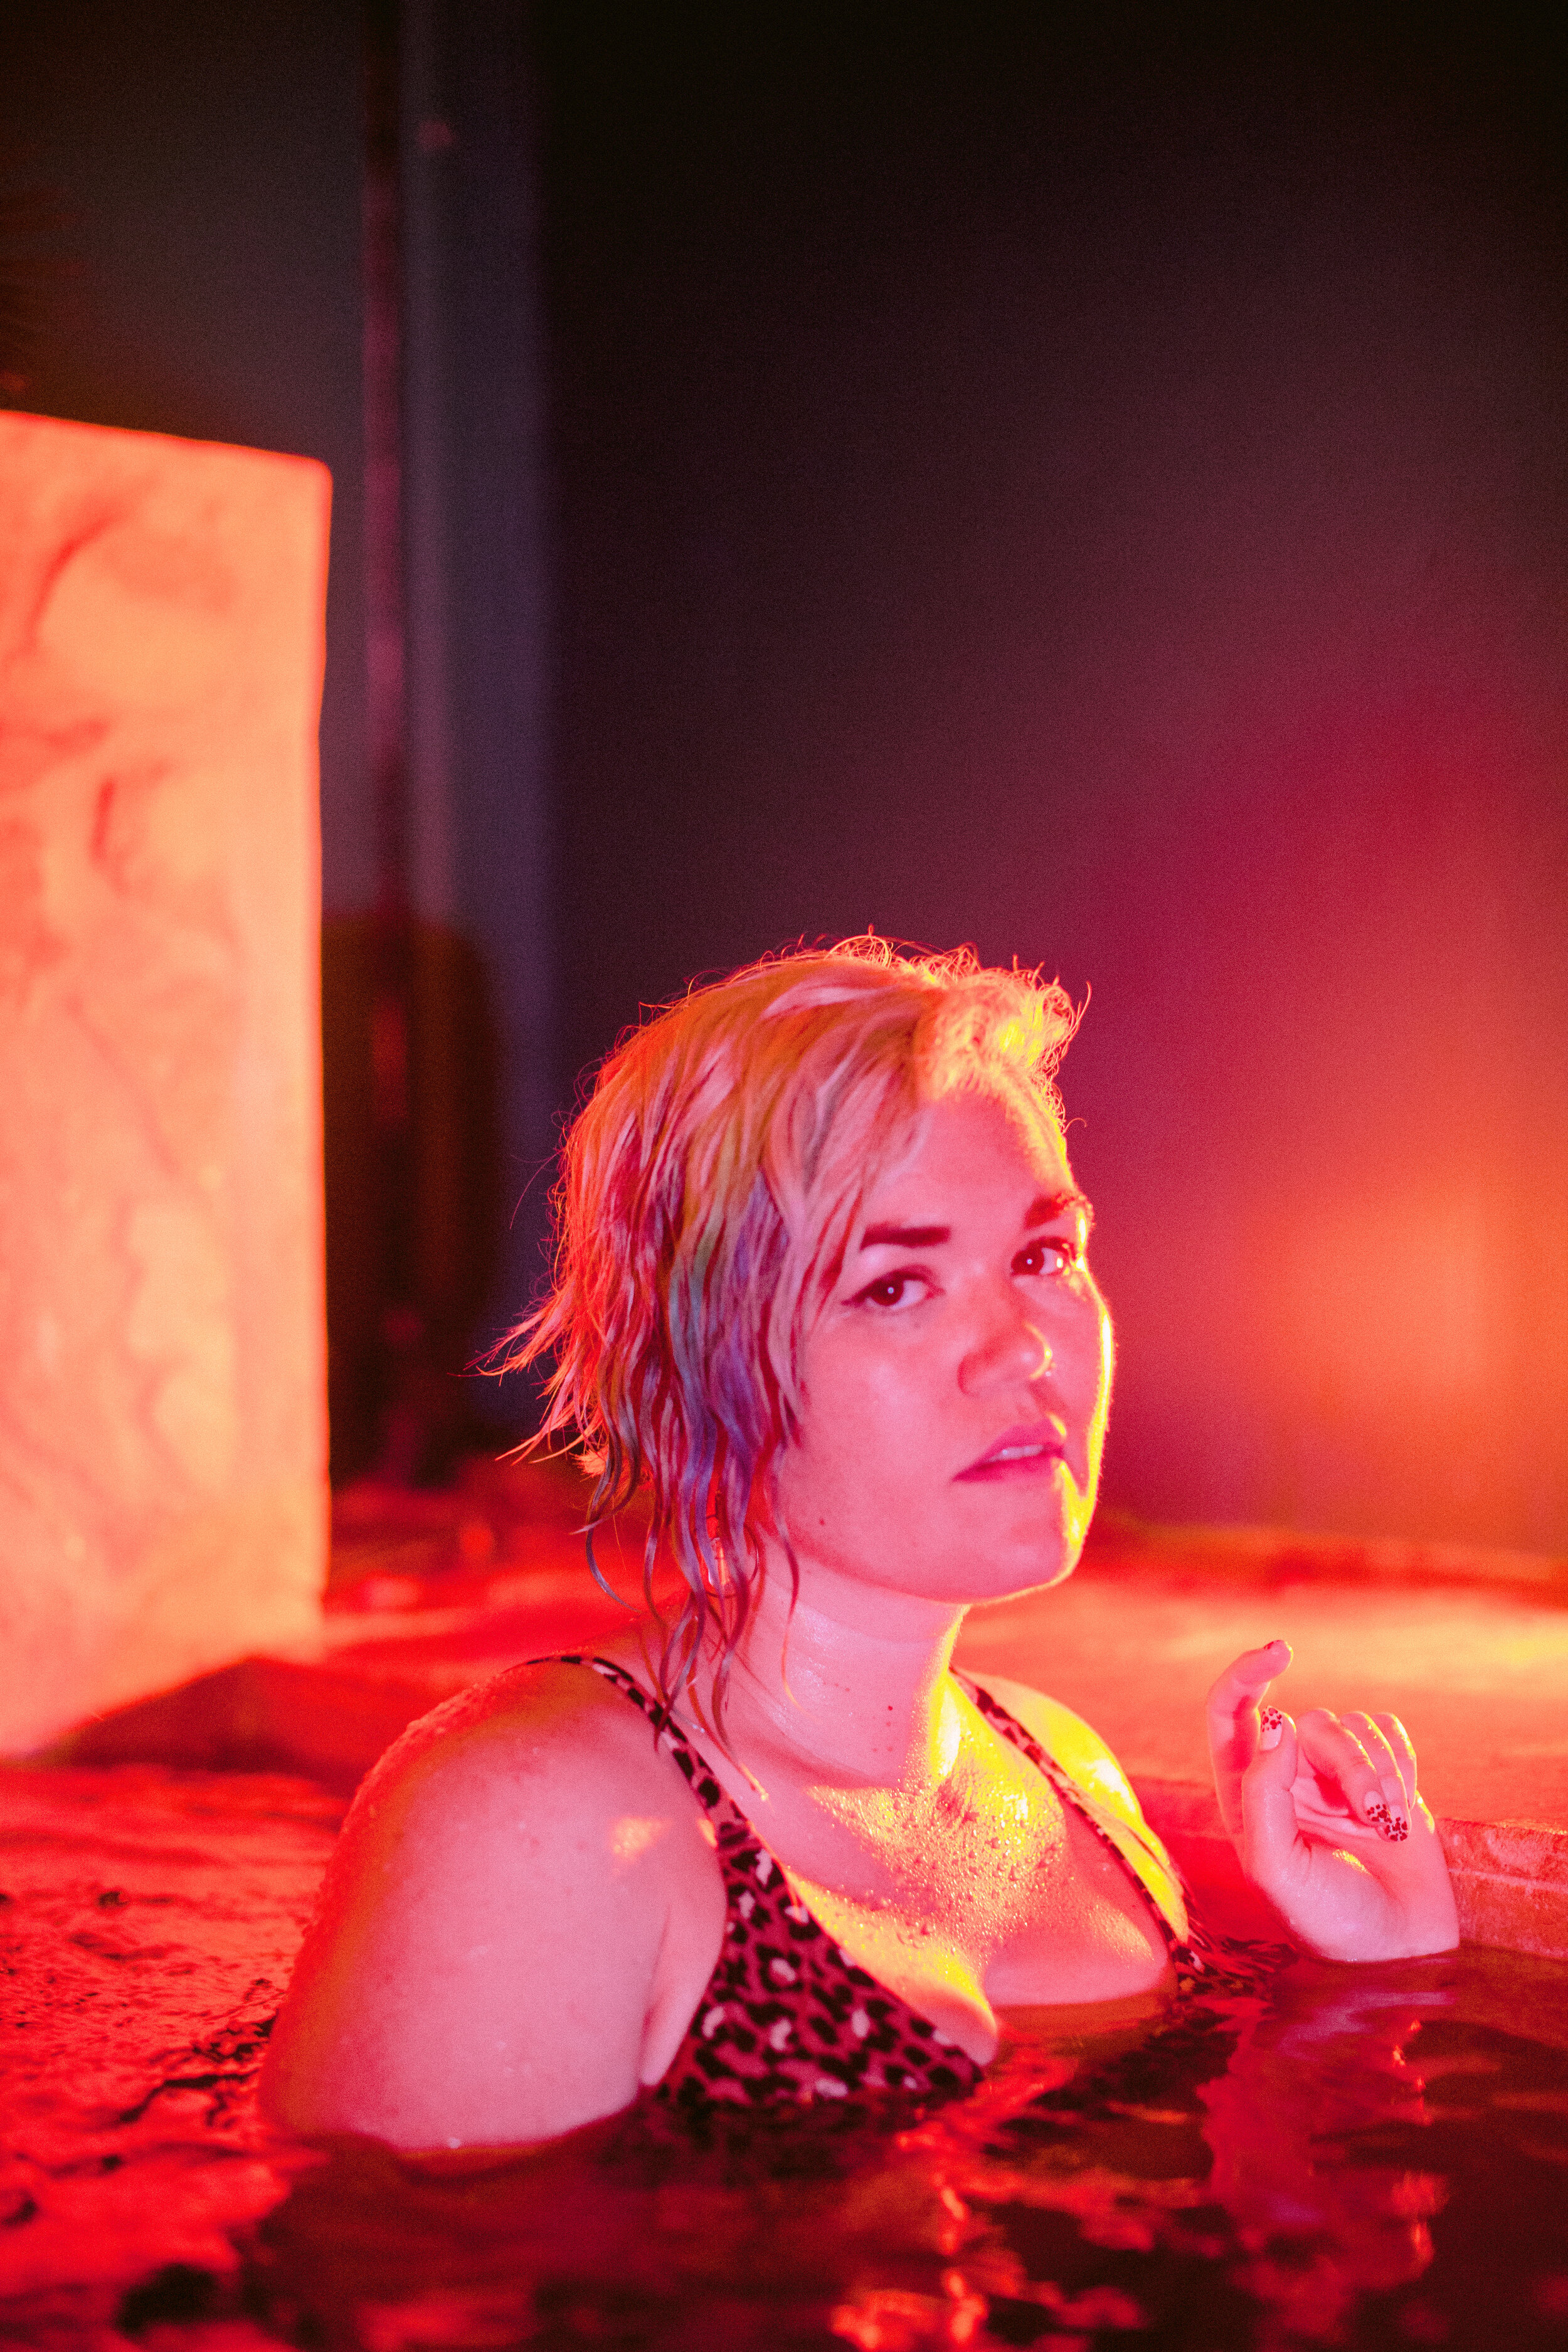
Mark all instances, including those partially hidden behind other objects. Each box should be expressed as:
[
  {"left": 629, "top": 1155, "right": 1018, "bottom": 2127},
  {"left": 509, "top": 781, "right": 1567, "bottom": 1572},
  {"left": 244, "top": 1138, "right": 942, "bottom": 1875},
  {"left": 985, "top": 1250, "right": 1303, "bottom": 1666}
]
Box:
[
  {"left": 5, "top": 3, "right": 1567, "bottom": 1547},
  {"left": 544, "top": 4, "right": 1568, "bottom": 1551},
  {"left": 2, "top": 0, "right": 371, "bottom": 900}
]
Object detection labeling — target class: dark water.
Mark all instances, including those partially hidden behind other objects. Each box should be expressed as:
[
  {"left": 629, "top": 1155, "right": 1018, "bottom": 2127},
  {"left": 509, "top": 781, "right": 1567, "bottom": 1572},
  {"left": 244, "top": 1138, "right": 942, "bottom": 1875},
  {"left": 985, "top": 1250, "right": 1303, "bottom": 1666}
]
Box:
[
  {"left": 224, "top": 1951, "right": 1568, "bottom": 2352},
  {"left": 4, "top": 1772, "right": 1568, "bottom": 2350},
  {"left": 61, "top": 1956, "right": 1568, "bottom": 2351}
]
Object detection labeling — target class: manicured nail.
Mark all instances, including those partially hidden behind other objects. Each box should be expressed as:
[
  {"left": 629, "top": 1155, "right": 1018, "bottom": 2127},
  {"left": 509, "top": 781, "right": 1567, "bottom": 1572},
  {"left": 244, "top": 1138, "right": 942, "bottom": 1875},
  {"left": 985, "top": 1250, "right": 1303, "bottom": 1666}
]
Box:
[
  {"left": 1380, "top": 1776, "right": 1409, "bottom": 1838},
  {"left": 1364, "top": 1793, "right": 1389, "bottom": 1823},
  {"left": 1259, "top": 1706, "right": 1285, "bottom": 1749}
]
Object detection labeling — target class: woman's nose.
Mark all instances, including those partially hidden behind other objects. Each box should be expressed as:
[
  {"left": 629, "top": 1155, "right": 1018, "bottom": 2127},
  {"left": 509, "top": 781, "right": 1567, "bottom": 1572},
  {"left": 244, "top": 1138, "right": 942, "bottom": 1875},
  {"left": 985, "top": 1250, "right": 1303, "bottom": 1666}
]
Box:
[{"left": 957, "top": 1300, "right": 1054, "bottom": 1394}]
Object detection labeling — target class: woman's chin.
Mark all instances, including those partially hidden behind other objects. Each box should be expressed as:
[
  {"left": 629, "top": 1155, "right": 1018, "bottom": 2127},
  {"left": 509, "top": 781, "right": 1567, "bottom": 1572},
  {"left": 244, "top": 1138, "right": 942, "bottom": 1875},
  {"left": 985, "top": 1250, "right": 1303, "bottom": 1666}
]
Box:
[
  {"left": 978, "top": 1483, "right": 1094, "bottom": 1587},
  {"left": 946, "top": 1529, "right": 1086, "bottom": 1606}
]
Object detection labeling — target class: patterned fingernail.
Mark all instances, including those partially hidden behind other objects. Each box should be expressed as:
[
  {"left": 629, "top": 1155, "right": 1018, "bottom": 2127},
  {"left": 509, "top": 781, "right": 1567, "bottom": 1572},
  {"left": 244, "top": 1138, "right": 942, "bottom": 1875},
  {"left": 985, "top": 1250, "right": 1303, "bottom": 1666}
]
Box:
[
  {"left": 1259, "top": 1705, "right": 1285, "bottom": 1749},
  {"left": 1364, "top": 1793, "right": 1390, "bottom": 1823},
  {"left": 1384, "top": 1815, "right": 1409, "bottom": 1842}
]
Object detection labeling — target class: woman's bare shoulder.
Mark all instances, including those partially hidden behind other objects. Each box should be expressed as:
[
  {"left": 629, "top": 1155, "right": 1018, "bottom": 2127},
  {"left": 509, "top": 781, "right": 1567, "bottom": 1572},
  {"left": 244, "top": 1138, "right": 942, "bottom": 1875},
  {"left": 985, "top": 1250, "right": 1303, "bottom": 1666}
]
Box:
[
  {"left": 307, "top": 1655, "right": 704, "bottom": 1945},
  {"left": 261, "top": 1656, "right": 716, "bottom": 2148},
  {"left": 352, "top": 1653, "right": 670, "bottom": 1814}
]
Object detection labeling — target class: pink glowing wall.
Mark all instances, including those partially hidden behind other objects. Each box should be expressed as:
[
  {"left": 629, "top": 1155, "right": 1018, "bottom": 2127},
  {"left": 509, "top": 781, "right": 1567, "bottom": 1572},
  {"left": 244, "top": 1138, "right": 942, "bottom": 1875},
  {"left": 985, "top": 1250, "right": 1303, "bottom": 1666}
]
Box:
[{"left": 0, "top": 413, "right": 331, "bottom": 1752}]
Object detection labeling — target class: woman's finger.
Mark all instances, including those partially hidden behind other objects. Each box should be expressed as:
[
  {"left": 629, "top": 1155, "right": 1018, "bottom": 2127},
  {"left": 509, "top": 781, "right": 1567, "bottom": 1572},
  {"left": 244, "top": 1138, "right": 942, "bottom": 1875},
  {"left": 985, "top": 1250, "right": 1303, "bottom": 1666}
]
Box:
[
  {"left": 1206, "top": 1640, "right": 1292, "bottom": 1835},
  {"left": 1342, "top": 1711, "right": 1410, "bottom": 1840},
  {"left": 1239, "top": 1704, "right": 1310, "bottom": 1894},
  {"left": 1206, "top": 1640, "right": 1292, "bottom": 1726},
  {"left": 1371, "top": 1711, "right": 1419, "bottom": 1801},
  {"left": 1295, "top": 1707, "right": 1406, "bottom": 1843}
]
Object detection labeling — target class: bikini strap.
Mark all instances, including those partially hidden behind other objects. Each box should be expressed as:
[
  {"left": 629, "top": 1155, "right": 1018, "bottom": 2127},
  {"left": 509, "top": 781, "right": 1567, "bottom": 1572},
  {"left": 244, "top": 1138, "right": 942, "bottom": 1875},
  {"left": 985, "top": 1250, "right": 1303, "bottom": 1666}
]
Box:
[
  {"left": 551, "top": 1651, "right": 732, "bottom": 1816},
  {"left": 956, "top": 1671, "right": 1191, "bottom": 1951},
  {"left": 557, "top": 1653, "right": 1172, "bottom": 1900}
]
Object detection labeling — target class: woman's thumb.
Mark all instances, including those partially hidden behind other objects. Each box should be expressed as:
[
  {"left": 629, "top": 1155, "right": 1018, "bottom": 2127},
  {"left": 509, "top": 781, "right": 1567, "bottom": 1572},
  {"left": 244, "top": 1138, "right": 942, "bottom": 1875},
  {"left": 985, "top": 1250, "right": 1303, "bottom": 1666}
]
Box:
[{"left": 1239, "top": 1708, "right": 1305, "bottom": 1890}]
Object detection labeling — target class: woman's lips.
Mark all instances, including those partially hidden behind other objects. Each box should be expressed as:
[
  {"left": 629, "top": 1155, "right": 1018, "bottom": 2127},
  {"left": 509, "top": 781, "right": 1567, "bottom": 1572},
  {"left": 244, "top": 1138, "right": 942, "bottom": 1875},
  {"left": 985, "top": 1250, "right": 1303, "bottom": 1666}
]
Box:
[{"left": 953, "top": 1422, "right": 1069, "bottom": 1481}]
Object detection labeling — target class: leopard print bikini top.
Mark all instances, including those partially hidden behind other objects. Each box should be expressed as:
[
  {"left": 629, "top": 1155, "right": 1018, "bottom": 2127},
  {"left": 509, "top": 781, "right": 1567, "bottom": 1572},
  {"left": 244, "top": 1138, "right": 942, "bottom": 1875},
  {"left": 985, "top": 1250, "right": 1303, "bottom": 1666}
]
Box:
[{"left": 559, "top": 1654, "right": 1239, "bottom": 2114}]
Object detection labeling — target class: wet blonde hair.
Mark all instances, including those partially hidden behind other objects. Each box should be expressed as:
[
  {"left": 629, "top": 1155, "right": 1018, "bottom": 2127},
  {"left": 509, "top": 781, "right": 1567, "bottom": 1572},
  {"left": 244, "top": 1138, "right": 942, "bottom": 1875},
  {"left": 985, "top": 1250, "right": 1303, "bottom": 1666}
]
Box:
[{"left": 501, "top": 938, "right": 1078, "bottom": 1715}]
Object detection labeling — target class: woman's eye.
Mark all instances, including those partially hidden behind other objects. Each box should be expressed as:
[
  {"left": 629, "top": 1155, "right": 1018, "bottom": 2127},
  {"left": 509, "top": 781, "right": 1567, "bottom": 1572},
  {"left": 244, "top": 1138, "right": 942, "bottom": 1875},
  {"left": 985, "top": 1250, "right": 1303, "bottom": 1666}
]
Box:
[
  {"left": 854, "top": 1272, "right": 925, "bottom": 1310},
  {"left": 1015, "top": 1236, "right": 1074, "bottom": 1278}
]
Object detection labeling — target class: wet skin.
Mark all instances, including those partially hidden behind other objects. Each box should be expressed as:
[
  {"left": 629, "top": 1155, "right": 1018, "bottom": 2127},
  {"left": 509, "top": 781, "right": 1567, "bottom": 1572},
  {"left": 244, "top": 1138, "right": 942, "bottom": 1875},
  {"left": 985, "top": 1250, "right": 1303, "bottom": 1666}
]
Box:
[{"left": 262, "top": 1091, "right": 1456, "bottom": 2150}]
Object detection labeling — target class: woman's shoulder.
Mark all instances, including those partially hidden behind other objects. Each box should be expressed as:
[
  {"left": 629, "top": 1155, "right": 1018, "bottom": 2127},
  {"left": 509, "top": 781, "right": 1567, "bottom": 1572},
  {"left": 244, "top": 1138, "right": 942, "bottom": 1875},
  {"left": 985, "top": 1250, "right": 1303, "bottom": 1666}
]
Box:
[
  {"left": 261, "top": 1654, "right": 718, "bottom": 2145},
  {"left": 965, "top": 1669, "right": 1152, "bottom": 1833},
  {"left": 329, "top": 1651, "right": 714, "bottom": 1902},
  {"left": 356, "top": 1652, "right": 671, "bottom": 1814},
  {"left": 318, "top": 1653, "right": 707, "bottom": 1940}
]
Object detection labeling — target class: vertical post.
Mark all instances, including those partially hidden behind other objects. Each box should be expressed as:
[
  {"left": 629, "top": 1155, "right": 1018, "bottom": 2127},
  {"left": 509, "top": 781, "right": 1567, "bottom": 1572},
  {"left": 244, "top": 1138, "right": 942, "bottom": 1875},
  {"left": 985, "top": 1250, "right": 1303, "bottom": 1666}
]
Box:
[
  {"left": 324, "top": 0, "right": 552, "bottom": 1483},
  {"left": 361, "top": 0, "right": 426, "bottom": 1476}
]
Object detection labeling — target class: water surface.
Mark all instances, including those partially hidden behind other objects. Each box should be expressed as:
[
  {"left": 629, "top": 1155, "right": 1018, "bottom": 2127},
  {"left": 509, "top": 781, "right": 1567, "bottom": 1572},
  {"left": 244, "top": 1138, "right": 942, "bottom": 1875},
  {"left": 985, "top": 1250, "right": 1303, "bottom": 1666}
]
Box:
[{"left": 4, "top": 1766, "right": 1567, "bottom": 2349}]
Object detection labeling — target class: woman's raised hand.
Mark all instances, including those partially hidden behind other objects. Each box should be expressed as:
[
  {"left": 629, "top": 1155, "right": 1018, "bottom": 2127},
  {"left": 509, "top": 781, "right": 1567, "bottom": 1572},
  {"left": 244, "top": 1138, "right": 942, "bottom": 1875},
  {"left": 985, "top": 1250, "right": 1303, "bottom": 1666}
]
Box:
[{"left": 1206, "top": 1642, "right": 1459, "bottom": 1962}]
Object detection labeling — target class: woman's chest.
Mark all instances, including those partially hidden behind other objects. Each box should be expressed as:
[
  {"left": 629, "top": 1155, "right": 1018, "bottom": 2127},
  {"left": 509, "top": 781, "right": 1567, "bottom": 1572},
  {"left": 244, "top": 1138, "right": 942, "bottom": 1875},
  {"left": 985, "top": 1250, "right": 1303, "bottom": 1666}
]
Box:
[{"left": 765, "top": 1769, "right": 1171, "bottom": 2055}]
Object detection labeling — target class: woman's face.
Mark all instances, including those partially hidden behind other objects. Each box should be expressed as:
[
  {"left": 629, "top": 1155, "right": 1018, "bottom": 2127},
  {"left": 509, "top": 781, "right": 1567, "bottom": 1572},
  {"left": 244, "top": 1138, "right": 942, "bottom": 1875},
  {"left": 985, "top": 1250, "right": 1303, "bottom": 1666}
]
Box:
[{"left": 772, "top": 1088, "right": 1114, "bottom": 1606}]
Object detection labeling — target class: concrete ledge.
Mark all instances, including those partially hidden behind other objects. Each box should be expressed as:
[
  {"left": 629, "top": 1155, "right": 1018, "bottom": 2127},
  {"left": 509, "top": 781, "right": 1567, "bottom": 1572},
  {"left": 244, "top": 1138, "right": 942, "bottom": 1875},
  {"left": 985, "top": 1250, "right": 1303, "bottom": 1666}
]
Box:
[
  {"left": 36, "top": 1654, "right": 439, "bottom": 1796},
  {"left": 1438, "top": 1816, "right": 1568, "bottom": 1961},
  {"left": 1085, "top": 1512, "right": 1568, "bottom": 1600}
]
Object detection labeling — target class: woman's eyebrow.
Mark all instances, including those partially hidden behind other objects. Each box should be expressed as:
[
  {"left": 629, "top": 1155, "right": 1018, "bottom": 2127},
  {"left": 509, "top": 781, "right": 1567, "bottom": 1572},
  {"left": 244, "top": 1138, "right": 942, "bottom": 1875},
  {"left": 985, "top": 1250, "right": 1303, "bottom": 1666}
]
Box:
[
  {"left": 858, "top": 1192, "right": 1092, "bottom": 1251},
  {"left": 1023, "top": 1190, "right": 1093, "bottom": 1229},
  {"left": 858, "top": 1222, "right": 950, "bottom": 1249}
]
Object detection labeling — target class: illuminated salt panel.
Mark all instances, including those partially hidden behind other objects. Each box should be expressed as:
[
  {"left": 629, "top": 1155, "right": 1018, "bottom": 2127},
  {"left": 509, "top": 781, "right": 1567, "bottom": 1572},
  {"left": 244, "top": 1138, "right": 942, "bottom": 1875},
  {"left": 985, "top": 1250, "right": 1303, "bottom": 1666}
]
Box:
[{"left": 0, "top": 412, "right": 331, "bottom": 1752}]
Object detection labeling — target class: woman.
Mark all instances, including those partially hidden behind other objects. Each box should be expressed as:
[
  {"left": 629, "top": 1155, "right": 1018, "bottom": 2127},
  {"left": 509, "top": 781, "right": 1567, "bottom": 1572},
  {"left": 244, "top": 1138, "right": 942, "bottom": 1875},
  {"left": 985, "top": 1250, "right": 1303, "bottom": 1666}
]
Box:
[{"left": 262, "top": 941, "right": 1458, "bottom": 2148}]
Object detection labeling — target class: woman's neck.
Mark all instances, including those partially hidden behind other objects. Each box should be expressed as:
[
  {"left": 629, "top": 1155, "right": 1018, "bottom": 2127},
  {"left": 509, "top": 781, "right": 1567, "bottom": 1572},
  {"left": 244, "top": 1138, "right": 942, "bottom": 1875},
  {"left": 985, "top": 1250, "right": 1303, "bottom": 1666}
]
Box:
[{"left": 680, "top": 1551, "right": 970, "bottom": 1798}]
